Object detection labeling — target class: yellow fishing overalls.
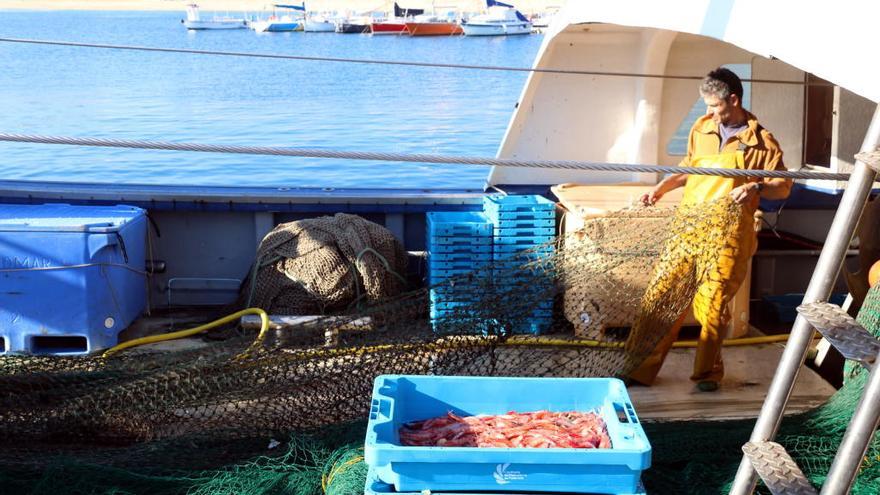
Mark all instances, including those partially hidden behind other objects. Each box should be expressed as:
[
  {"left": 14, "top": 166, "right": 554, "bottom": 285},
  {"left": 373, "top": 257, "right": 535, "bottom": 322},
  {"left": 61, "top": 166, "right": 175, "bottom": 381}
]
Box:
[{"left": 627, "top": 149, "right": 757, "bottom": 385}]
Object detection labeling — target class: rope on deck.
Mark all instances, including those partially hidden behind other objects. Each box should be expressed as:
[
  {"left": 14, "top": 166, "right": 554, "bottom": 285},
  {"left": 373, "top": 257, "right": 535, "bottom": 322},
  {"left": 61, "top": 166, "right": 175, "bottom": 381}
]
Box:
[{"left": 0, "top": 132, "right": 853, "bottom": 180}]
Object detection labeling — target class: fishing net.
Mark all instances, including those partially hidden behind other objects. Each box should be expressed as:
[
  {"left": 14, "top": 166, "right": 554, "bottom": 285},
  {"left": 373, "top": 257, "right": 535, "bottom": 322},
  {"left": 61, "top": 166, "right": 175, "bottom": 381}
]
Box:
[
  {"left": 241, "top": 213, "right": 408, "bottom": 315},
  {"left": 0, "top": 197, "right": 876, "bottom": 494}
]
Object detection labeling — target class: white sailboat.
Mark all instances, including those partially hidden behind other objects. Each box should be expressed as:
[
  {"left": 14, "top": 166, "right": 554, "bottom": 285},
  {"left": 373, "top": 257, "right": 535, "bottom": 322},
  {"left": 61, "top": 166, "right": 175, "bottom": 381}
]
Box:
[
  {"left": 249, "top": 3, "right": 305, "bottom": 33},
  {"left": 303, "top": 13, "right": 338, "bottom": 32},
  {"left": 462, "top": 2, "right": 532, "bottom": 36},
  {"left": 182, "top": 4, "right": 247, "bottom": 30}
]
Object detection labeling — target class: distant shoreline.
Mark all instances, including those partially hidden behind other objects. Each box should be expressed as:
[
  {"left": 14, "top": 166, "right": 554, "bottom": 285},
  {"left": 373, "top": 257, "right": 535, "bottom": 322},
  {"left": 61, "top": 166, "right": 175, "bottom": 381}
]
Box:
[{"left": 0, "top": 0, "right": 563, "bottom": 13}]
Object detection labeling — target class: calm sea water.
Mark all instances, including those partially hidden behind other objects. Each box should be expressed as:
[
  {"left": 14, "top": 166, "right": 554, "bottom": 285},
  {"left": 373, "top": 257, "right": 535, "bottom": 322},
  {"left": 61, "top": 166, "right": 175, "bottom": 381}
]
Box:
[{"left": 0, "top": 10, "right": 542, "bottom": 189}]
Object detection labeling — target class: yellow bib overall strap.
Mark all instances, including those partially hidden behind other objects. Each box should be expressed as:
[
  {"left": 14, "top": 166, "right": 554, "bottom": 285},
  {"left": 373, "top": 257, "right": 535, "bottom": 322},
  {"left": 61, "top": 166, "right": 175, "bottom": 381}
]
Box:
[{"left": 680, "top": 150, "right": 746, "bottom": 207}]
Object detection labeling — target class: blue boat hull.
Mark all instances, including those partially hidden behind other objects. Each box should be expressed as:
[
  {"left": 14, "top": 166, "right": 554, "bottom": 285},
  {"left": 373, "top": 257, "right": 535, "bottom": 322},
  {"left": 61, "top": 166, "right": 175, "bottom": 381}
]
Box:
[{"left": 265, "top": 22, "right": 300, "bottom": 32}]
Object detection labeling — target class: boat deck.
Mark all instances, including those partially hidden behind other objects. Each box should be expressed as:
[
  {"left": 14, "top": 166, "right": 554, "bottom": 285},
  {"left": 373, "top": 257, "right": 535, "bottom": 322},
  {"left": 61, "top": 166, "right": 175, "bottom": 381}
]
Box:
[
  {"left": 628, "top": 340, "right": 835, "bottom": 422},
  {"left": 120, "top": 312, "right": 837, "bottom": 423}
]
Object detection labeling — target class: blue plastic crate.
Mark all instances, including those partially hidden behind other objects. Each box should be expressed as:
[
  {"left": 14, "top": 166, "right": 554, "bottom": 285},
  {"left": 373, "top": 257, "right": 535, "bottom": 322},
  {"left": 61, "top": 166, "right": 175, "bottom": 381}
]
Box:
[
  {"left": 763, "top": 293, "right": 847, "bottom": 323},
  {"left": 494, "top": 226, "right": 556, "bottom": 237},
  {"left": 430, "top": 308, "right": 486, "bottom": 320},
  {"left": 428, "top": 283, "right": 485, "bottom": 302},
  {"left": 483, "top": 195, "right": 556, "bottom": 213},
  {"left": 494, "top": 263, "right": 554, "bottom": 275},
  {"left": 0, "top": 204, "right": 147, "bottom": 355},
  {"left": 429, "top": 236, "right": 493, "bottom": 246},
  {"left": 428, "top": 316, "right": 541, "bottom": 336},
  {"left": 431, "top": 301, "right": 484, "bottom": 311},
  {"left": 492, "top": 252, "right": 555, "bottom": 265},
  {"left": 494, "top": 243, "right": 554, "bottom": 253},
  {"left": 427, "top": 211, "right": 493, "bottom": 237},
  {"left": 500, "top": 318, "right": 553, "bottom": 335},
  {"left": 429, "top": 267, "right": 492, "bottom": 278},
  {"left": 365, "top": 375, "right": 650, "bottom": 494},
  {"left": 429, "top": 318, "right": 503, "bottom": 336},
  {"left": 486, "top": 297, "right": 554, "bottom": 311},
  {"left": 492, "top": 278, "right": 555, "bottom": 290},
  {"left": 428, "top": 286, "right": 483, "bottom": 302},
  {"left": 429, "top": 244, "right": 494, "bottom": 255},
  {"left": 364, "top": 466, "right": 646, "bottom": 494},
  {"left": 428, "top": 274, "right": 491, "bottom": 288},
  {"left": 494, "top": 236, "right": 555, "bottom": 246},
  {"left": 428, "top": 259, "right": 493, "bottom": 271},
  {"left": 493, "top": 269, "right": 555, "bottom": 280},
  {"left": 491, "top": 217, "right": 555, "bottom": 230},
  {"left": 488, "top": 209, "right": 556, "bottom": 221},
  {"left": 428, "top": 251, "right": 493, "bottom": 263},
  {"left": 493, "top": 250, "right": 555, "bottom": 261}
]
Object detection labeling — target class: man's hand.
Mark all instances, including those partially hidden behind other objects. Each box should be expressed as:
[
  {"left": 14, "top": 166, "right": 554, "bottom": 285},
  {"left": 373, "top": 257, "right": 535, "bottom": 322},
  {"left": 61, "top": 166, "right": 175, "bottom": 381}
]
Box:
[
  {"left": 639, "top": 188, "right": 664, "bottom": 206},
  {"left": 640, "top": 173, "right": 687, "bottom": 206},
  {"left": 729, "top": 182, "right": 761, "bottom": 204}
]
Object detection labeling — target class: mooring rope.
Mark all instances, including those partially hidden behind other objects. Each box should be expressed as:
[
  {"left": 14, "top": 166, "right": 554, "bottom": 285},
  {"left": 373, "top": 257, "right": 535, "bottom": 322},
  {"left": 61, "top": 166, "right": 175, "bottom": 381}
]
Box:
[{"left": 0, "top": 132, "right": 852, "bottom": 180}]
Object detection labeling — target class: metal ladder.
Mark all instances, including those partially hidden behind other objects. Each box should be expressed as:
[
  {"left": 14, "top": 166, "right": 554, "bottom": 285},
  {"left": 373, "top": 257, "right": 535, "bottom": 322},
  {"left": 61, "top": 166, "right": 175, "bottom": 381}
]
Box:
[{"left": 729, "top": 105, "right": 880, "bottom": 495}]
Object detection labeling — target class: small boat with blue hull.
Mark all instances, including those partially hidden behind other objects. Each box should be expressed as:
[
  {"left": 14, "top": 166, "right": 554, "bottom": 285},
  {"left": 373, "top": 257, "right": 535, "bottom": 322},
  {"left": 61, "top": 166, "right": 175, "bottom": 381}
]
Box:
[{"left": 250, "top": 3, "right": 305, "bottom": 33}]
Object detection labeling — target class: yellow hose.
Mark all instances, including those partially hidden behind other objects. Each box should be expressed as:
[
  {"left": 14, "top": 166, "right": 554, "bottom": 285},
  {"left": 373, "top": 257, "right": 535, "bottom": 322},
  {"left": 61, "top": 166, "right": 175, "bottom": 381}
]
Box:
[
  {"left": 674, "top": 333, "right": 798, "bottom": 348},
  {"left": 102, "top": 308, "right": 269, "bottom": 358},
  {"left": 102, "top": 308, "right": 805, "bottom": 359}
]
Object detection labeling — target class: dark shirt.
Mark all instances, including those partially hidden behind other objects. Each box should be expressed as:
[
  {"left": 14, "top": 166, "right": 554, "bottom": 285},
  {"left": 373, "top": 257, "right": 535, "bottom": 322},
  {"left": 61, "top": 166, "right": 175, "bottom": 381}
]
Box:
[{"left": 719, "top": 122, "right": 748, "bottom": 151}]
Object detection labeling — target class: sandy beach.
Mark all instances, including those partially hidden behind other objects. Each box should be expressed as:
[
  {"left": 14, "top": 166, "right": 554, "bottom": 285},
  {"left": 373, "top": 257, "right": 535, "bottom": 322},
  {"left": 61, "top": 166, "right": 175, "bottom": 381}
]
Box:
[{"left": 0, "top": 0, "right": 563, "bottom": 14}]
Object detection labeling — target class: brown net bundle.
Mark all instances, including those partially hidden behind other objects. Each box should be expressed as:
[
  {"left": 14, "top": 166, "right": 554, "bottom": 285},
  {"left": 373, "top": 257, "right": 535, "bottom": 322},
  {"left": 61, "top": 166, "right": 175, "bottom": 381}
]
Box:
[
  {"left": 0, "top": 198, "right": 753, "bottom": 493},
  {"left": 242, "top": 213, "right": 408, "bottom": 314}
]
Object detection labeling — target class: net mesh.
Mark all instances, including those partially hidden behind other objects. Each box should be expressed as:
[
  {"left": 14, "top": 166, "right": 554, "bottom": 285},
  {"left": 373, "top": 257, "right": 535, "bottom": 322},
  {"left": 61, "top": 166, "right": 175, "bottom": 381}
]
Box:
[
  {"left": 0, "top": 198, "right": 877, "bottom": 494},
  {"left": 242, "top": 213, "right": 409, "bottom": 314}
]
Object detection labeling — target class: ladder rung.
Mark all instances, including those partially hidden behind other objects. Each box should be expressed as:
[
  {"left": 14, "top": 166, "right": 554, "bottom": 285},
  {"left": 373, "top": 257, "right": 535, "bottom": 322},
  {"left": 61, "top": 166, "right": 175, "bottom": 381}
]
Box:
[
  {"left": 797, "top": 302, "right": 880, "bottom": 368},
  {"left": 855, "top": 149, "right": 880, "bottom": 172},
  {"left": 742, "top": 441, "right": 817, "bottom": 495}
]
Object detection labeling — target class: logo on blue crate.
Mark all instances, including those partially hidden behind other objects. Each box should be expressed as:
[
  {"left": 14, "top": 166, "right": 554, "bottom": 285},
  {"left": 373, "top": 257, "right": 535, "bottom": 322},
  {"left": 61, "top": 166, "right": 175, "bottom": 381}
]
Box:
[
  {"left": 493, "top": 463, "right": 526, "bottom": 485},
  {"left": 1, "top": 256, "right": 55, "bottom": 269}
]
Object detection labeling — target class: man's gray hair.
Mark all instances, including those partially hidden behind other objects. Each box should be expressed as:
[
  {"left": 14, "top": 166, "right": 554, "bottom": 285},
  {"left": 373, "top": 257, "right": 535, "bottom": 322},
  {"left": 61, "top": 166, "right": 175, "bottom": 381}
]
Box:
[
  {"left": 699, "top": 68, "right": 744, "bottom": 100},
  {"left": 699, "top": 77, "right": 732, "bottom": 100}
]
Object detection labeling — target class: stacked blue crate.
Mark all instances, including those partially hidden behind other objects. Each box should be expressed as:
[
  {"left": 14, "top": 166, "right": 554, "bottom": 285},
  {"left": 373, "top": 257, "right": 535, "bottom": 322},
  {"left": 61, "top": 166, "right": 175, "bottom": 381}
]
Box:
[
  {"left": 483, "top": 195, "right": 556, "bottom": 334},
  {"left": 426, "top": 212, "right": 494, "bottom": 332}
]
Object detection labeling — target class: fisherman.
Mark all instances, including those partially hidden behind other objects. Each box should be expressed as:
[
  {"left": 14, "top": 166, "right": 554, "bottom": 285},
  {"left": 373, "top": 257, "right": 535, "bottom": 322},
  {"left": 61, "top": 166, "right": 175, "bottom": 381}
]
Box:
[{"left": 625, "top": 67, "right": 792, "bottom": 391}]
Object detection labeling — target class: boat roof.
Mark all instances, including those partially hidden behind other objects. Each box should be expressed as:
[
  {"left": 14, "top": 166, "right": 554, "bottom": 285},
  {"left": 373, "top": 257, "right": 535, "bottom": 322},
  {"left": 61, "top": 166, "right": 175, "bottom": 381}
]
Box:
[{"left": 549, "top": 0, "right": 880, "bottom": 103}]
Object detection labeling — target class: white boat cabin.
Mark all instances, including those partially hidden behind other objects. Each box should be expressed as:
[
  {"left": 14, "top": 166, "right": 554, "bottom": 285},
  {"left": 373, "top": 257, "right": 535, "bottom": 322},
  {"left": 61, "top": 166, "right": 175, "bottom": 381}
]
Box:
[{"left": 490, "top": 0, "right": 880, "bottom": 195}]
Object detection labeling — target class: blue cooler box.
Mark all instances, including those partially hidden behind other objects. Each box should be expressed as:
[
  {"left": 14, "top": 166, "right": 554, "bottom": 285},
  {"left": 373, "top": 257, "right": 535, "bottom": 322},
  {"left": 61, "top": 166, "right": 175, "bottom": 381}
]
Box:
[
  {"left": 365, "top": 375, "right": 651, "bottom": 494},
  {"left": 0, "top": 204, "right": 147, "bottom": 355}
]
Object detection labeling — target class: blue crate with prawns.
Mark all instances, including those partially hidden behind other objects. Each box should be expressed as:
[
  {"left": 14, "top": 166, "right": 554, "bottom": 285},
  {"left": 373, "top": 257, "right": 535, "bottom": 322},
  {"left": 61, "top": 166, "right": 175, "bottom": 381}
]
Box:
[{"left": 364, "top": 375, "right": 651, "bottom": 494}]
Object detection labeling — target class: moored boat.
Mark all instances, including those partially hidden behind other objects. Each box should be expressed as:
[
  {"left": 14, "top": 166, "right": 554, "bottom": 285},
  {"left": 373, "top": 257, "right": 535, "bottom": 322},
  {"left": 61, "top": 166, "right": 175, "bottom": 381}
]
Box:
[
  {"left": 335, "top": 17, "right": 372, "bottom": 33},
  {"left": 370, "top": 21, "right": 408, "bottom": 35},
  {"left": 528, "top": 6, "right": 558, "bottom": 32},
  {"left": 371, "top": 3, "right": 423, "bottom": 35},
  {"left": 405, "top": 13, "right": 463, "bottom": 36},
  {"left": 462, "top": 2, "right": 531, "bottom": 36},
  {"left": 249, "top": 3, "right": 304, "bottom": 33},
  {"left": 182, "top": 3, "right": 247, "bottom": 30},
  {"left": 303, "top": 15, "right": 337, "bottom": 32}
]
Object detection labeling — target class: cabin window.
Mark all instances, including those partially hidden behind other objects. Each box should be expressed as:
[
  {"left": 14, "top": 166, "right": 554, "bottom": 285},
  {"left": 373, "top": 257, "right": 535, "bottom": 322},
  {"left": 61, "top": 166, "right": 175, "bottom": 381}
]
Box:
[{"left": 667, "top": 63, "right": 752, "bottom": 156}]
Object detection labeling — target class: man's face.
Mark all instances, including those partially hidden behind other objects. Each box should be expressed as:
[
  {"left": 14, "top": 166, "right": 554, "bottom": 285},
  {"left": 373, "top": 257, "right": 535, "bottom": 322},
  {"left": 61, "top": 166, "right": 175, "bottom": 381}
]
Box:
[{"left": 703, "top": 93, "right": 739, "bottom": 125}]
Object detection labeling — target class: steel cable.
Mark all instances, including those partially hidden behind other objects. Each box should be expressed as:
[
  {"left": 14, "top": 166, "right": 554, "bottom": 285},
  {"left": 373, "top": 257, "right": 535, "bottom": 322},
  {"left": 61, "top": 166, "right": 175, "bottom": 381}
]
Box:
[{"left": 0, "top": 132, "right": 853, "bottom": 180}]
